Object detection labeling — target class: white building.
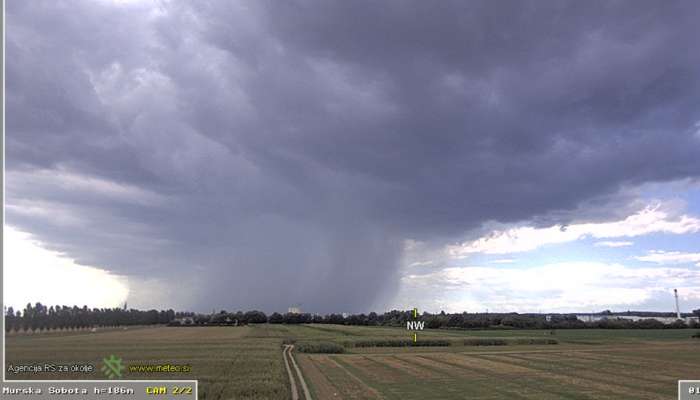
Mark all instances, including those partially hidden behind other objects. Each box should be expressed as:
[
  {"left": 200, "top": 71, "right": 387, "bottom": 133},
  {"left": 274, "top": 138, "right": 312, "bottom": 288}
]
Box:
[
  {"left": 576, "top": 314, "right": 608, "bottom": 323},
  {"left": 172, "top": 317, "right": 195, "bottom": 325},
  {"left": 288, "top": 307, "right": 301, "bottom": 314}
]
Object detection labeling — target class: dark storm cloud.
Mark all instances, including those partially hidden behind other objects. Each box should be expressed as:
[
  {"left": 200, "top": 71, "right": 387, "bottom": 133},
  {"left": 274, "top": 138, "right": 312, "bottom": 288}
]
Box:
[{"left": 6, "top": 0, "right": 700, "bottom": 312}]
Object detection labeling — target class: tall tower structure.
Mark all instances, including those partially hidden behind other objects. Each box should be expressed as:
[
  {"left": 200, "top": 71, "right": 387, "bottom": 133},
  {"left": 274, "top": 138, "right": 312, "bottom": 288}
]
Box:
[{"left": 674, "top": 289, "right": 681, "bottom": 320}]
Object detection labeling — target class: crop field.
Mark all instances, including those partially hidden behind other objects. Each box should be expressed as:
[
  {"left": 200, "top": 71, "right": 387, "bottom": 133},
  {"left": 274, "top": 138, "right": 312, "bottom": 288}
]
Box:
[
  {"left": 5, "top": 325, "right": 291, "bottom": 399},
  {"left": 5, "top": 325, "right": 700, "bottom": 399}
]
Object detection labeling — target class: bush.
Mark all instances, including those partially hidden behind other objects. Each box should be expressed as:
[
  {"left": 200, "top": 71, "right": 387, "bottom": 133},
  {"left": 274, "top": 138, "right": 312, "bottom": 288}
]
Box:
[
  {"left": 348, "top": 339, "right": 451, "bottom": 348},
  {"left": 463, "top": 338, "right": 558, "bottom": 346},
  {"left": 296, "top": 342, "right": 345, "bottom": 354},
  {"left": 463, "top": 338, "right": 508, "bottom": 346},
  {"left": 513, "top": 338, "right": 558, "bottom": 345}
]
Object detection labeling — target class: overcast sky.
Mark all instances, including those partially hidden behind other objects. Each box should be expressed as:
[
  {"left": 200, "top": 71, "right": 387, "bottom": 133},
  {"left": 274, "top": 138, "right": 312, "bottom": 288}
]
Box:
[{"left": 5, "top": 0, "right": 700, "bottom": 314}]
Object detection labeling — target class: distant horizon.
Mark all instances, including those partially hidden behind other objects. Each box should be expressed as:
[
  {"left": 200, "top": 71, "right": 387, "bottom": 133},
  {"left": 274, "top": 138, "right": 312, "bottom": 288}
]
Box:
[{"left": 5, "top": 302, "right": 697, "bottom": 317}]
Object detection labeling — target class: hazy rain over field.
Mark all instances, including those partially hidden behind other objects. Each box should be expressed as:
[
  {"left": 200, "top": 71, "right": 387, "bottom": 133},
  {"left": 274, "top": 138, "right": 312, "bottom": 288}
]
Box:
[{"left": 5, "top": 1, "right": 700, "bottom": 313}]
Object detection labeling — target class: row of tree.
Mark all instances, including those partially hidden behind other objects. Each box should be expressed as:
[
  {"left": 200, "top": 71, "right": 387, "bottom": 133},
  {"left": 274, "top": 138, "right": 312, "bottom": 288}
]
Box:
[
  {"left": 7, "top": 303, "right": 700, "bottom": 332},
  {"left": 174, "top": 309, "right": 700, "bottom": 329},
  {"left": 4, "top": 303, "right": 183, "bottom": 333}
]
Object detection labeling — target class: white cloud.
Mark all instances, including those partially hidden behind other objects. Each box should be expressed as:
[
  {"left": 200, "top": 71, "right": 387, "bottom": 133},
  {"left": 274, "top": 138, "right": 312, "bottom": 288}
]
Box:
[
  {"left": 635, "top": 250, "right": 700, "bottom": 267},
  {"left": 396, "top": 262, "right": 700, "bottom": 313},
  {"left": 594, "top": 241, "right": 634, "bottom": 248},
  {"left": 448, "top": 205, "right": 700, "bottom": 257},
  {"left": 492, "top": 258, "right": 516, "bottom": 264},
  {"left": 3, "top": 226, "right": 129, "bottom": 310},
  {"left": 408, "top": 260, "right": 435, "bottom": 267}
]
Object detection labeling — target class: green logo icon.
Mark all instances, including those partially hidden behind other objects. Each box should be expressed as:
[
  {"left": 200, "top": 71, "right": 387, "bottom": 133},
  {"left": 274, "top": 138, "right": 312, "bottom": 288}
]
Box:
[{"left": 101, "top": 355, "right": 125, "bottom": 379}]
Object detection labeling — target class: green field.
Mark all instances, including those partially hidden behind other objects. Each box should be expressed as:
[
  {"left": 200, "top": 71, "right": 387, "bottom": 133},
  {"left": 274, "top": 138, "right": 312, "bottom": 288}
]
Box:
[{"left": 5, "top": 325, "right": 700, "bottom": 399}]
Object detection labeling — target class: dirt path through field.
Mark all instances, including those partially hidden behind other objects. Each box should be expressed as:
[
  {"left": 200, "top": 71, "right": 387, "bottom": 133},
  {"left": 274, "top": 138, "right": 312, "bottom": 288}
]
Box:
[
  {"left": 283, "top": 345, "right": 299, "bottom": 400},
  {"left": 283, "top": 345, "right": 313, "bottom": 400}
]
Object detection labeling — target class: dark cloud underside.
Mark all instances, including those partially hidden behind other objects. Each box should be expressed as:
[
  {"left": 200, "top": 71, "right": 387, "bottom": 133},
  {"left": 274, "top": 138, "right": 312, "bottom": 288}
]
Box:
[{"left": 6, "top": 0, "right": 700, "bottom": 312}]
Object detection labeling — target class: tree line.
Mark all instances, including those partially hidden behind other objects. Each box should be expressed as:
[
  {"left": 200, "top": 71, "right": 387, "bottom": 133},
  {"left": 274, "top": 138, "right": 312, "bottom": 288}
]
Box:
[
  {"left": 6, "top": 303, "right": 700, "bottom": 333},
  {"left": 171, "top": 309, "right": 700, "bottom": 329},
  {"left": 3, "top": 303, "right": 182, "bottom": 333}
]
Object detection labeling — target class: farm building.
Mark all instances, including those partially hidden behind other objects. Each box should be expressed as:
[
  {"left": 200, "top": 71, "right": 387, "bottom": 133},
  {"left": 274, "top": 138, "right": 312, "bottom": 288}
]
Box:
[{"left": 171, "top": 317, "right": 195, "bottom": 325}]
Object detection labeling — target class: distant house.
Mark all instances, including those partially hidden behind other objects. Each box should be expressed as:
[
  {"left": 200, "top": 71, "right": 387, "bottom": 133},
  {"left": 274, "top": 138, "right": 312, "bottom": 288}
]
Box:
[
  {"left": 171, "top": 317, "right": 195, "bottom": 325},
  {"left": 288, "top": 307, "right": 301, "bottom": 314}
]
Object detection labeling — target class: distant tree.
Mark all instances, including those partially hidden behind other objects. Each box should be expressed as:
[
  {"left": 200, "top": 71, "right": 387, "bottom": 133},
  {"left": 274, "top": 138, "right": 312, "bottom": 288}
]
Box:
[
  {"left": 367, "top": 312, "right": 378, "bottom": 325},
  {"left": 244, "top": 310, "right": 267, "bottom": 324},
  {"left": 628, "top": 319, "right": 650, "bottom": 329},
  {"left": 5, "top": 307, "right": 15, "bottom": 333},
  {"left": 268, "top": 312, "right": 284, "bottom": 324},
  {"left": 311, "top": 314, "right": 324, "bottom": 324},
  {"left": 667, "top": 320, "right": 687, "bottom": 329},
  {"left": 326, "top": 313, "right": 345, "bottom": 325}
]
